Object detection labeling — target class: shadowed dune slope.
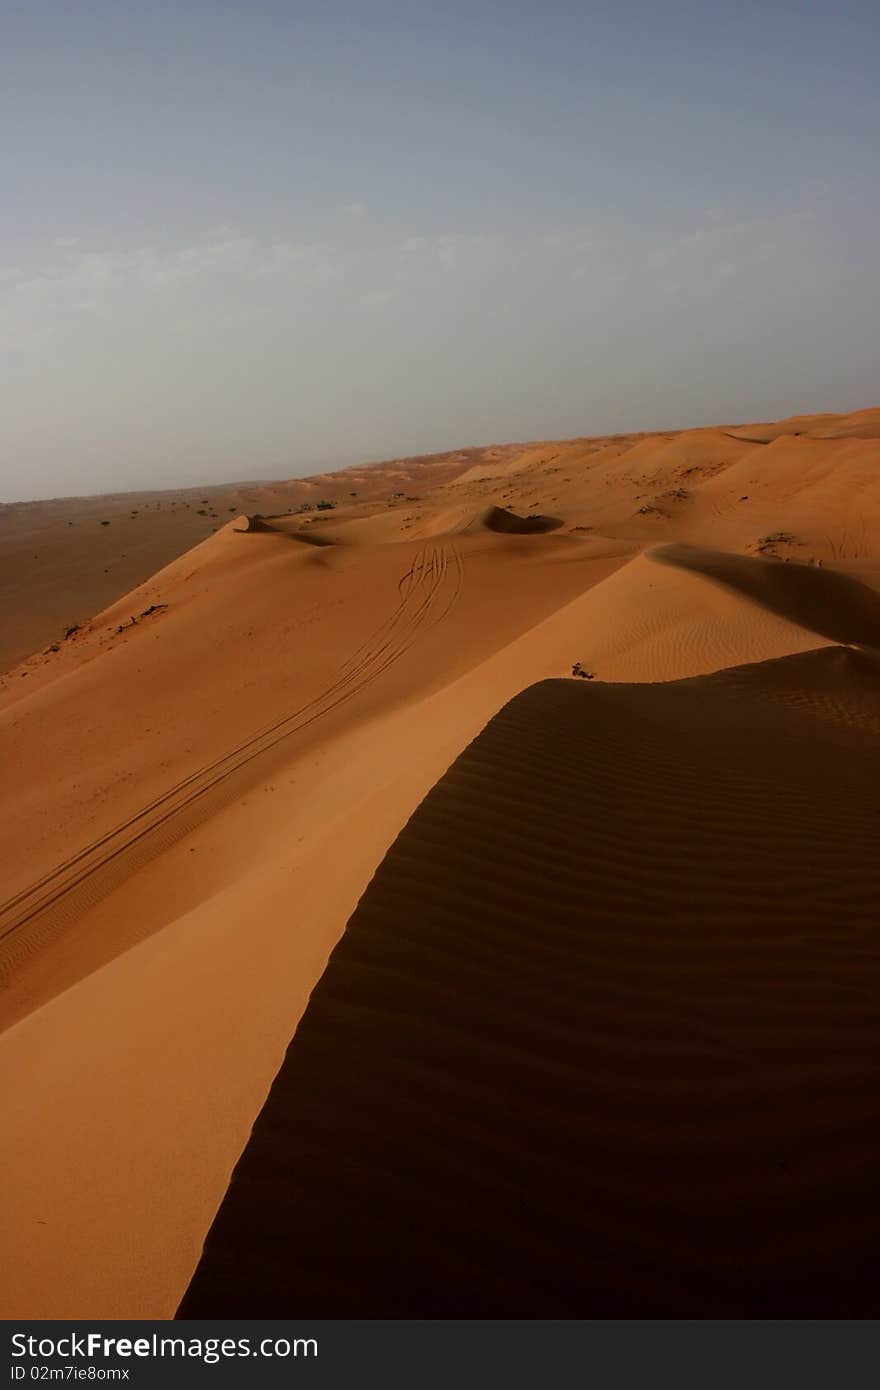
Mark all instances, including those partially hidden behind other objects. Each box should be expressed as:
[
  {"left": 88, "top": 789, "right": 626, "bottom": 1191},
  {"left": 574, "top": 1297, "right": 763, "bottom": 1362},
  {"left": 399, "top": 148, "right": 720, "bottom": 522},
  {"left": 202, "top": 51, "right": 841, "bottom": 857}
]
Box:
[
  {"left": 236, "top": 514, "right": 338, "bottom": 544},
  {"left": 180, "top": 646, "right": 880, "bottom": 1318},
  {"left": 654, "top": 543, "right": 880, "bottom": 646},
  {"left": 473, "top": 506, "right": 565, "bottom": 535}
]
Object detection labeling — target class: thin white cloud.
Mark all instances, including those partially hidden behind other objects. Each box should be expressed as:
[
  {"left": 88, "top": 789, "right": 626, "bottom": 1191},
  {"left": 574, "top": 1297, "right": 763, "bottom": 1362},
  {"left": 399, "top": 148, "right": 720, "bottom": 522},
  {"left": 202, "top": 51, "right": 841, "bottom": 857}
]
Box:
[
  {"left": 0, "top": 207, "right": 821, "bottom": 349},
  {"left": 644, "top": 206, "right": 817, "bottom": 286}
]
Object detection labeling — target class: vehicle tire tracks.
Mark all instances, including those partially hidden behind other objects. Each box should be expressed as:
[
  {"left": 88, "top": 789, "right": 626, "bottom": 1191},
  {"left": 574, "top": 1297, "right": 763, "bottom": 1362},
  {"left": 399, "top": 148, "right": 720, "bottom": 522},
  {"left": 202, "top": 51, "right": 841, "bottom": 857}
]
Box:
[{"left": 0, "top": 544, "right": 463, "bottom": 981}]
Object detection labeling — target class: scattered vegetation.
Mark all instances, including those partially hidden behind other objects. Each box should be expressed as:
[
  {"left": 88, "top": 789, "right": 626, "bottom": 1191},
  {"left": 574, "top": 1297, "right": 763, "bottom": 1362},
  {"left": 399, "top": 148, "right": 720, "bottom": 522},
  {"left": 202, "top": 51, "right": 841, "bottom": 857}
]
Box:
[
  {"left": 316, "top": 500, "right": 336, "bottom": 510},
  {"left": 571, "top": 662, "right": 595, "bottom": 680},
  {"left": 754, "top": 531, "right": 800, "bottom": 555},
  {"left": 113, "top": 604, "right": 168, "bottom": 636}
]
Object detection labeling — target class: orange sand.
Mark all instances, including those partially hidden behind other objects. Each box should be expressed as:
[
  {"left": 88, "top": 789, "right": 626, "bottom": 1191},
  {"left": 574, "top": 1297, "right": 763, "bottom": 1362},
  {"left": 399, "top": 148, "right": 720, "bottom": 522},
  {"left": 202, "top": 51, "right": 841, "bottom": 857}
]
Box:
[{"left": 0, "top": 406, "right": 878, "bottom": 1316}]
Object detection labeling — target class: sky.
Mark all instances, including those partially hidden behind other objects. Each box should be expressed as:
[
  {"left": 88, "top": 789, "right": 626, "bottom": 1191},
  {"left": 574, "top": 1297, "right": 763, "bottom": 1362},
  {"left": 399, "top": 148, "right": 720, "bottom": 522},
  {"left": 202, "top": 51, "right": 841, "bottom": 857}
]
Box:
[{"left": 1, "top": 0, "right": 878, "bottom": 501}]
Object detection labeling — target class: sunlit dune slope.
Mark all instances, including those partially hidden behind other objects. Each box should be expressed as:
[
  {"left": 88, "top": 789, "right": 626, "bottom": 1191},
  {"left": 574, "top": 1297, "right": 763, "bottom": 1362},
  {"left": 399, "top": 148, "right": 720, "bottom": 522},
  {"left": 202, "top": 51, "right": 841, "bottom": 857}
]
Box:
[
  {"left": 0, "top": 441, "right": 526, "bottom": 674},
  {"left": 0, "top": 523, "right": 633, "bottom": 1002}
]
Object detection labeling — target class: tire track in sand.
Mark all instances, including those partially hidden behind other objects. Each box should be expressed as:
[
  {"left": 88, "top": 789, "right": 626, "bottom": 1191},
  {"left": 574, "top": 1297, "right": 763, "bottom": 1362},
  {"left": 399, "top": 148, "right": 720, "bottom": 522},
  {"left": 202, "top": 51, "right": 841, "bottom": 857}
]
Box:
[{"left": 0, "top": 544, "right": 462, "bottom": 981}]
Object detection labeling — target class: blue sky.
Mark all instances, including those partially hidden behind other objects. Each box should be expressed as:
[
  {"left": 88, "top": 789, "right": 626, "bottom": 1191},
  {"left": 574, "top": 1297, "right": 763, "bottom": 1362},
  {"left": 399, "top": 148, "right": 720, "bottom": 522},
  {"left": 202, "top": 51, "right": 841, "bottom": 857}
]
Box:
[{"left": 1, "top": 0, "right": 878, "bottom": 499}]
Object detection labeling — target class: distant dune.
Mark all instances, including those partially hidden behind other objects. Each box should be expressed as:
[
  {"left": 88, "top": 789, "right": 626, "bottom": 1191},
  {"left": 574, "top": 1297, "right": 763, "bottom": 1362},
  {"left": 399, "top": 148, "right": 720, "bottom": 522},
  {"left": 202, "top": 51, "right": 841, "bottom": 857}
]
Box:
[
  {"left": 0, "top": 405, "right": 878, "bottom": 1317},
  {"left": 0, "top": 444, "right": 517, "bottom": 675}
]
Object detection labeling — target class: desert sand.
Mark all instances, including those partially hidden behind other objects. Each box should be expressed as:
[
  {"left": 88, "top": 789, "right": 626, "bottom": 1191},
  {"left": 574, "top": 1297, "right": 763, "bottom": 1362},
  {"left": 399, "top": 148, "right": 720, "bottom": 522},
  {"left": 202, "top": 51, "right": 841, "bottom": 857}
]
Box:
[{"left": 1, "top": 407, "right": 879, "bottom": 1317}]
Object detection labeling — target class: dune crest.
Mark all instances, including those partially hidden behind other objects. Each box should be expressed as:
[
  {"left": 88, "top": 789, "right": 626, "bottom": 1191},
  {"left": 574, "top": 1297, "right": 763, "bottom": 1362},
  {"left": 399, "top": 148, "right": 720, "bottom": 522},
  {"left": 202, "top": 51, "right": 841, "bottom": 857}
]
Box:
[
  {"left": 1, "top": 404, "right": 879, "bottom": 1317},
  {"left": 180, "top": 650, "right": 880, "bottom": 1317}
]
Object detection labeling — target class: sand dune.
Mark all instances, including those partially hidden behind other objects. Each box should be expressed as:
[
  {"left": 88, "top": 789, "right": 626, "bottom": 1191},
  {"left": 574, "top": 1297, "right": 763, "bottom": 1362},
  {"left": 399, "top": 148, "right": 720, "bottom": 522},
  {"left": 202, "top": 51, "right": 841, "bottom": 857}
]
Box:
[
  {"left": 180, "top": 649, "right": 880, "bottom": 1317},
  {"left": 1, "top": 405, "right": 879, "bottom": 1317},
  {"left": 654, "top": 543, "right": 880, "bottom": 646},
  {"left": 728, "top": 408, "right": 880, "bottom": 443},
  {"left": 0, "top": 444, "right": 511, "bottom": 675}
]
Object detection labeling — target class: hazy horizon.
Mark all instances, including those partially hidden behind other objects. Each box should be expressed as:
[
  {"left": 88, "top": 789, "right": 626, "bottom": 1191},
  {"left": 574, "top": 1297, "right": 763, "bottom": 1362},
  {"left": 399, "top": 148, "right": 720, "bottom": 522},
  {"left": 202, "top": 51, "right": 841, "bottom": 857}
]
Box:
[{"left": 2, "top": 0, "right": 878, "bottom": 503}]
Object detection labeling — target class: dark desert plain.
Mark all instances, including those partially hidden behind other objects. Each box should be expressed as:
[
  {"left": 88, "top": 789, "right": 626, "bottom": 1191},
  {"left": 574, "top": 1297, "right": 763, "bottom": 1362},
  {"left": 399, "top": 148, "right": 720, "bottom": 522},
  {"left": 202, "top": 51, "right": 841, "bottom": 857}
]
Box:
[{"left": 2, "top": 407, "right": 880, "bottom": 1317}]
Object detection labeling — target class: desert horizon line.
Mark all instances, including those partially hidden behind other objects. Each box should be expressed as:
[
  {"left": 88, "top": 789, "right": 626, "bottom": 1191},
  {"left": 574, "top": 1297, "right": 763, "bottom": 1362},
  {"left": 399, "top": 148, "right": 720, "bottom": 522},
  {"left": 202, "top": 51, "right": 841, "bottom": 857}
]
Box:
[{"left": 3, "top": 399, "right": 872, "bottom": 508}]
